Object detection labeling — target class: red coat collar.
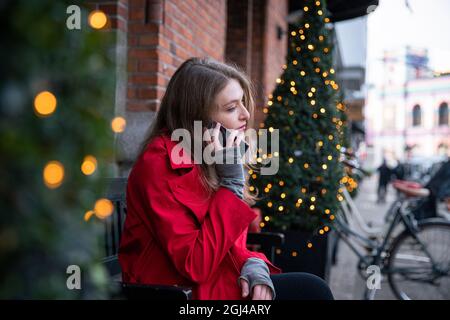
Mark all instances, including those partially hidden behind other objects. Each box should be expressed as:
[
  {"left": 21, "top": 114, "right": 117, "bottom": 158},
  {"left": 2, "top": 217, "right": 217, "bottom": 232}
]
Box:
[{"left": 160, "top": 128, "right": 195, "bottom": 170}]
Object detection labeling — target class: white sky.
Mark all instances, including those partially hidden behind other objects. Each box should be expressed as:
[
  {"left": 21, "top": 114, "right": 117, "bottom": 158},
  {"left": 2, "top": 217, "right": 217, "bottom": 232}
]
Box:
[{"left": 366, "top": 0, "right": 450, "bottom": 84}]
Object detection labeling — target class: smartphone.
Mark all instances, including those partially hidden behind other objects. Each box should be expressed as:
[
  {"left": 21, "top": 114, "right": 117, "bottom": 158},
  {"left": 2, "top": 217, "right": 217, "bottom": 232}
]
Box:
[{"left": 206, "top": 121, "right": 249, "bottom": 154}]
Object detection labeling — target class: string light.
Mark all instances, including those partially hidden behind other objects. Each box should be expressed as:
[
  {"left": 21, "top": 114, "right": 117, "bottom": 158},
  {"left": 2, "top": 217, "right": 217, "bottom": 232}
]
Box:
[
  {"left": 34, "top": 91, "right": 57, "bottom": 117},
  {"left": 94, "top": 198, "right": 114, "bottom": 219},
  {"left": 43, "top": 161, "right": 64, "bottom": 189},
  {"left": 81, "top": 155, "right": 97, "bottom": 175},
  {"left": 84, "top": 210, "right": 95, "bottom": 222},
  {"left": 89, "top": 10, "right": 108, "bottom": 29},
  {"left": 111, "top": 116, "right": 126, "bottom": 133}
]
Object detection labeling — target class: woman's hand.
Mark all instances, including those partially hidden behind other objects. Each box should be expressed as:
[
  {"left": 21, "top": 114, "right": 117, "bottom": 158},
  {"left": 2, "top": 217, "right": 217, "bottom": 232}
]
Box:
[
  {"left": 205, "top": 122, "right": 244, "bottom": 152},
  {"left": 239, "top": 278, "right": 273, "bottom": 300}
]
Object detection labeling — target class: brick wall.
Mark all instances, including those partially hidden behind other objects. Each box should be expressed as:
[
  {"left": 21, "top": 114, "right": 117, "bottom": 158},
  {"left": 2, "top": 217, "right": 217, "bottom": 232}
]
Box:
[
  {"left": 127, "top": 0, "right": 227, "bottom": 113},
  {"left": 226, "top": 0, "right": 288, "bottom": 128}
]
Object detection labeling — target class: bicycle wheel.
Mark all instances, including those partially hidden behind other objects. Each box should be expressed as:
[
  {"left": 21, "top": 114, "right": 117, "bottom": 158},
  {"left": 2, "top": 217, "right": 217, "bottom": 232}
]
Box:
[{"left": 387, "top": 219, "right": 450, "bottom": 300}]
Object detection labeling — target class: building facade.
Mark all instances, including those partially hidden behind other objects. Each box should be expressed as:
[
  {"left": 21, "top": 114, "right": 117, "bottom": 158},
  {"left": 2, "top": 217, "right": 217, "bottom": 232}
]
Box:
[{"left": 365, "top": 47, "right": 450, "bottom": 166}]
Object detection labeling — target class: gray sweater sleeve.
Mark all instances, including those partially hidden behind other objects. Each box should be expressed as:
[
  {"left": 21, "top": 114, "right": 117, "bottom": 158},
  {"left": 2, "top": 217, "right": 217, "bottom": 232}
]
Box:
[
  {"left": 214, "top": 146, "right": 245, "bottom": 199},
  {"left": 237, "top": 257, "right": 276, "bottom": 300}
]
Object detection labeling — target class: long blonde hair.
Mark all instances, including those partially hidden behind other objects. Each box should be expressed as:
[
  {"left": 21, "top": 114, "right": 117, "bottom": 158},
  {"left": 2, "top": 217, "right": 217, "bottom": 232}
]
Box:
[{"left": 137, "top": 57, "right": 260, "bottom": 205}]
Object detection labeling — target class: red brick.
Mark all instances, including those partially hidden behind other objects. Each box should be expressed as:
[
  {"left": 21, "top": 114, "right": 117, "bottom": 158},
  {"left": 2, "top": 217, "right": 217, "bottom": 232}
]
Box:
[
  {"left": 138, "top": 59, "right": 159, "bottom": 72},
  {"left": 129, "top": 48, "right": 157, "bottom": 59},
  {"left": 139, "top": 34, "right": 159, "bottom": 46}
]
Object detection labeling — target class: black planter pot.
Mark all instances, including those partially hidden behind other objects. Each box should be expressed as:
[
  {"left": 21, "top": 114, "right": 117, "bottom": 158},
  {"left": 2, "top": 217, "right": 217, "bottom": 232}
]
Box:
[{"left": 271, "top": 229, "right": 332, "bottom": 281}]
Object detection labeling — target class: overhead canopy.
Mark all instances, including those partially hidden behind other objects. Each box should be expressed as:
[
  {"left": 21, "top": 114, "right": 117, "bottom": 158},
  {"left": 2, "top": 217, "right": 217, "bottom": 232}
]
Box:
[{"left": 289, "top": 0, "right": 379, "bottom": 22}]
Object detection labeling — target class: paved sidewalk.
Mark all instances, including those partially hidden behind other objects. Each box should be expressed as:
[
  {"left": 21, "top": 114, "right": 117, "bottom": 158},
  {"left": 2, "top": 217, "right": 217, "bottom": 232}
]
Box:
[{"left": 329, "top": 175, "right": 398, "bottom": 300}]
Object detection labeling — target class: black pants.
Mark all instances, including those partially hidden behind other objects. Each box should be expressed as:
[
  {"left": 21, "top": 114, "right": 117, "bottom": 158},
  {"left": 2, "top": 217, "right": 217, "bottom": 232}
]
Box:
[{"left": 270, "top": 272, "right": 334, "bottom": 300}]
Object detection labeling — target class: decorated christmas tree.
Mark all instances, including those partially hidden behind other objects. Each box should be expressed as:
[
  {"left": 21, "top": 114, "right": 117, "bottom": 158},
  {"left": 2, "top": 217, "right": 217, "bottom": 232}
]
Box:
[
  {"left": 252, "top": 0, "right": 345, "bottom": 234},
  {"left": 0, "top": 0, "right": 116, "bottom": 298}
]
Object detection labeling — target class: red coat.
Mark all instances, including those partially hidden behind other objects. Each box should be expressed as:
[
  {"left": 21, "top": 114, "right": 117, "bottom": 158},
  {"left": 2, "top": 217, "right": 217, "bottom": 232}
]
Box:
[{"left": 118, "top": 129, "right": 282, "bottom": 300}]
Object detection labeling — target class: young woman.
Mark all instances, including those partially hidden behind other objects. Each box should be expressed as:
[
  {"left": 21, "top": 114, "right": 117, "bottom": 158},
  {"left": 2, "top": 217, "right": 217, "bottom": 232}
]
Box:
[{"left": 118, "top": 57, "right": 334, "bottom": 300}]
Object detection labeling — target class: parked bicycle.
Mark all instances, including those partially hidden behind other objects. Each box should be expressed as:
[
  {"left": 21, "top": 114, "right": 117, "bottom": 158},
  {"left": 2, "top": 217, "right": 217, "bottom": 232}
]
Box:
[{"left": 332, "top": 159, "right": 450, "bottom": 300}]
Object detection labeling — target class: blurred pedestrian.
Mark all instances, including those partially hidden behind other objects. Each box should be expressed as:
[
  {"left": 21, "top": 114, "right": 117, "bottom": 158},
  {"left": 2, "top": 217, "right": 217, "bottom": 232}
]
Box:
[{"left": 377, "top": 159, "right": 393, "bottom": 203}]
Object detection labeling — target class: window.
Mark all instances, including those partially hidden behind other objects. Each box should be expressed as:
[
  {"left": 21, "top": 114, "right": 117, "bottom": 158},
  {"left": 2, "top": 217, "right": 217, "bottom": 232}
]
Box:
[
  {"left": 412, "top": 104, "right": 421, "bottom": 126},
  {"left": 438, "top": 102, "right": 448, "bottom": 126}
]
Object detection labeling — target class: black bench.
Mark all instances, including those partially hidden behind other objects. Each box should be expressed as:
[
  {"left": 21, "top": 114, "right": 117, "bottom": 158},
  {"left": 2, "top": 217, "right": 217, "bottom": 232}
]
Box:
[{"left": 102, "top": 177, "right": 284, "bottom": 300}]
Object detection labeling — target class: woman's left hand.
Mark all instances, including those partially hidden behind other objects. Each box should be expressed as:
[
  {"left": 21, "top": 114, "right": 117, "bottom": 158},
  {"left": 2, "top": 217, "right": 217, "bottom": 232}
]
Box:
[{"left": 239, "top": 278, "right": 273, "bottom": 300}]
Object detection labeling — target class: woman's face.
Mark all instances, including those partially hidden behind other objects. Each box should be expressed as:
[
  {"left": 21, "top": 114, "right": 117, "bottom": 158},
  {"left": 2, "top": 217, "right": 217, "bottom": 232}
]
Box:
[{"left": 211, "top": 78, "right": 250, "bottom": 131}]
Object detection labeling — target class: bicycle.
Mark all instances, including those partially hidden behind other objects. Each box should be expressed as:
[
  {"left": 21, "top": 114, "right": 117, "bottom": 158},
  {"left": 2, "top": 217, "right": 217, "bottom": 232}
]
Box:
[{"left": 332, "top": 160, "right": 450, "bottom": 300}]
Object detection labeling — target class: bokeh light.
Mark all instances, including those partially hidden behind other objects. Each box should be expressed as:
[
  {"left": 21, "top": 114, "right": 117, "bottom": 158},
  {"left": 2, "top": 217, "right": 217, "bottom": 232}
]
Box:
[
  {"left": 89, "top": 10, "right": 108, "bottom": 29},
  {"left": 34, "top": 91, "right": 57, "bottom": 116},
  {"left": 94, "top": 198, "right": 114, "bottom": 219},
  {"left": 111, "top": 116, "right": 126, "bottom": 133},
  {"left": 81, "top": 155, "right": 97, "bottom": 175},
  {"left": 43, "top": 161, "right": 64, "bottom": 189}
]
